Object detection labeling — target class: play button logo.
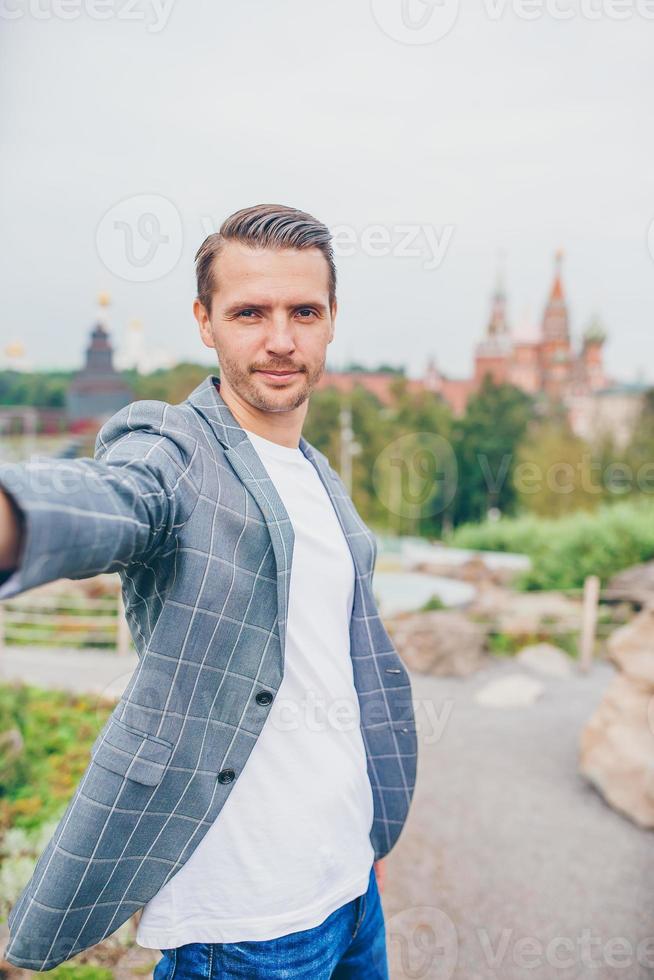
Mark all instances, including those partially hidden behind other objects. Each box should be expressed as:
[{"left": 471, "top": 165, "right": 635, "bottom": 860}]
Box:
[{"left": 370, "top": 0, "right": 460, "bottom": 44}]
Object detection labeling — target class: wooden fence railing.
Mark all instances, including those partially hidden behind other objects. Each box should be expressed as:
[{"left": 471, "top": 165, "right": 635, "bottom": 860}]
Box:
[
  {"left": 0, "top": 576, "right": 647, "bottom": 664},
  {"left": 0, "top": 592, "right": 132, "bottom": 655}
]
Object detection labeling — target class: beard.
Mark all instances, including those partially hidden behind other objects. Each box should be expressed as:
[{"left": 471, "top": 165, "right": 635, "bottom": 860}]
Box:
[{"left": 217, "top": 351, "right": 327, "bottom": 413}]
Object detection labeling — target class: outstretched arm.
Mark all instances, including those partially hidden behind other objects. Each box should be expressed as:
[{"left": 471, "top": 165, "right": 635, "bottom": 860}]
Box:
[
  {"left": 0, "top": 488, "right": 24, "bottom": 574},
  {"left": 0, "top": 400, "right": 200, "bottom": 600}
]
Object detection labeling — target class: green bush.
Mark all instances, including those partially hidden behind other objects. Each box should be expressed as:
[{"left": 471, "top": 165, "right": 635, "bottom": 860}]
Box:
[
  {"left": 448, "top": 498, "right": 654, "bottom": 590},
  {"left": 487, "top": 630, "right": 578, "bottom": 659},
  {"left": 0, "top": 821, "right": 59, "bottom": 921},
  {"left": 0, "top": 683, "right": 112, "bottom": 832}
]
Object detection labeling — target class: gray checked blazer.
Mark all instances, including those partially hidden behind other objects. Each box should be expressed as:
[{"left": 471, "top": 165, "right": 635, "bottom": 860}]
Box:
[{"left": 0, "top": 375, "right": 418, "bottom": 971}]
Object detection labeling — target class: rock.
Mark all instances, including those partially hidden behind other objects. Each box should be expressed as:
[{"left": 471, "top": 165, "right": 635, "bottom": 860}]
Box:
[
  {"left": 579, "top": 606, "right": 654, "bottom": 829},
  {"left": 607, "top": 561, "right": 654, "bottom": 605},
  {"left": 474, "top": 673, "right": 545, "bottom": 708},
  {"left": 459, "top": 555, "right": 499, "bottom": 585},
  {"left": 579, "top": 675, "right": 654, "bottom": 829},
  {"left": 387, "top": 610, "right": 489, "bottom": 677},
  {"left": 516, "top": 643, "right": 574, "bottom": 678},
  {"left": 467, "top": 586, "right": 581, "bottom": 636},
  {"left": 607, "top": 606, "right": 654, "bottom": 686}
]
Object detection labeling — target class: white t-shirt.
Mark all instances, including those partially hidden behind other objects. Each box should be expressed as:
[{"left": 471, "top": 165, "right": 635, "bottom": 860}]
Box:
[{"left": 136, "top": 428, "right": 375, "bottom": 948}]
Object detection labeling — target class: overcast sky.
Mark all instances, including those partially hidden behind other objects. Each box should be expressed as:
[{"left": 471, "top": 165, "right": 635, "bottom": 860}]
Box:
[{"left": 1, "top": 0, "right": 653, "bottom": 382}]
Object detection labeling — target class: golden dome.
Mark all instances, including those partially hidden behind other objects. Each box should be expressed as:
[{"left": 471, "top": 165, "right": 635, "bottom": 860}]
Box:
[{"left": 4, "top": 341, "right": 25, "bottom": 358}]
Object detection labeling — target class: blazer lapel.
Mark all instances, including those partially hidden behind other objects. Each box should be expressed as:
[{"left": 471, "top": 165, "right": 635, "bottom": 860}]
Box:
[
  {"left": 222, "top": 442, "right": 295, "bottom": 663},
  {"left": 185, "top": 375, "right": 370, "bottom": 661},
  {"left": 186, "top": 375, "right": 297, "bottom": 662}
]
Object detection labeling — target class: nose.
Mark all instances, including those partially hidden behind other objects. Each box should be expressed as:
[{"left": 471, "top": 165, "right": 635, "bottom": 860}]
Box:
[{"left": 265, "top": 314, "right": 296, "bottom": 357}]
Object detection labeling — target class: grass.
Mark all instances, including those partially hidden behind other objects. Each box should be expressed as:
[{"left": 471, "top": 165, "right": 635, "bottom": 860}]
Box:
[
  {"left": 46, "top": 967, "right": 114, "bottom": 979},
  {"left": 487, "top": 630, "right": 579, "bottom": 659},
  {"left": 418, "top": 594, "right": 446, "bottom": 612}
]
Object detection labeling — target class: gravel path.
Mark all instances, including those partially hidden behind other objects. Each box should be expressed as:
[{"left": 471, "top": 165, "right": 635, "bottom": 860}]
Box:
[
  {"left": 2, "top": 648, "right": 652, "bottom": 979},
  {"left": 385, "top": 659, "right": 654, "bottom": 980},
  {"left": 0, "top": 645, "right": 138, "bottom": 698}
]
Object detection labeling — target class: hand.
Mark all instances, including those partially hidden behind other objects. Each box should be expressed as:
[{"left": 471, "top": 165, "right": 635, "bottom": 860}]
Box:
[
  {"left": 0, "top": 490, "right": 23, "bottom": 572},
  {"left": 373, "top": 857, "right": 386, "bottom": 894}
]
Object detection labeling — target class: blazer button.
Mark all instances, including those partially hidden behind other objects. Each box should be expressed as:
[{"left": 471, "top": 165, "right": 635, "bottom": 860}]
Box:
[
  {"left": 256, "top": 690, "right": 274, "bottom": 706},
  {"left": 218, "top": 769, "right": 235, "bottom": 784}
]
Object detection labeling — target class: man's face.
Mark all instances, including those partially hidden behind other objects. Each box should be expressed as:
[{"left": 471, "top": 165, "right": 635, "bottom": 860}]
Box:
[{"left": 195, "top": 241, "right": 336, "bottom": 413}]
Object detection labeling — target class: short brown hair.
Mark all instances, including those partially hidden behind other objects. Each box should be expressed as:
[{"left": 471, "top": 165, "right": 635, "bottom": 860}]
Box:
[{"left": 194, "top": 204, "right": 336, "bottom": 315}]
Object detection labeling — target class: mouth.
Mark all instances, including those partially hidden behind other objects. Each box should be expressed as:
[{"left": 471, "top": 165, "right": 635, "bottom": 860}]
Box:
[{"left": 255, "top": 369, "right": 301, "bottom": 382}]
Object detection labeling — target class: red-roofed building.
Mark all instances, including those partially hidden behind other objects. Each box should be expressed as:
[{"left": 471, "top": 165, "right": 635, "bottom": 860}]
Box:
[
  {"left": 428, "top": 251, "right": 608, "bottom": 416},
  {"left": 314, "top": 370, "right": 426, "bottom": 406},
  {"left": 315, "top": 252, "right": 610, "bottom": 422}
]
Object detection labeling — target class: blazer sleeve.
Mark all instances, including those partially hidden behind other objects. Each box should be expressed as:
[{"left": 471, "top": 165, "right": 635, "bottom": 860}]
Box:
[{"left": 0, "top": 399, "right": 201, "bottom": 600}]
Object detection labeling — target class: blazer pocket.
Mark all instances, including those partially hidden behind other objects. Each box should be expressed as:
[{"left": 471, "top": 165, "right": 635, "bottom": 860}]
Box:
[{"left": 91, "top": 717, "right": 174, "bottom": 787}]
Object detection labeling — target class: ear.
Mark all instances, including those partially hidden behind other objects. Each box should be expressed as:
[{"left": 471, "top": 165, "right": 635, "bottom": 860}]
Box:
[
  {"left": 194, "top": 298, "right": 215, "bottom": 350},
  {"left": 329, "top": 299, "right": 338, "bottom": 341}
]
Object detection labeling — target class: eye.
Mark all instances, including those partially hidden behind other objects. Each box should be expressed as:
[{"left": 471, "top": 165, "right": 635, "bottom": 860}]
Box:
[
  {"left": 296, "top": 308, "right": 317, "bottom": 320},
  {"left": 237, "top": 309, "right": 259, "bottom": 319}
]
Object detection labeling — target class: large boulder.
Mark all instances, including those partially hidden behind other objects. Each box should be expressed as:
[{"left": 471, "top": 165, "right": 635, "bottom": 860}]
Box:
[
  {"left": 607, "top": 606, "right": 654, "bottom": 686},
  {"left": 516, "top": 642, "right": 574, "bottom": 679},
  {"left": 607, "top": 561, "right": 654, "bottom": 606},
  {"left": 386, "top": 610, "right": 489, "bottom": 676},
  {"left": 579, "top": 607, "right": 654, "bottom": 829},
  {"left": 474, "top": 673, "right": 545, "bottom": 708}
]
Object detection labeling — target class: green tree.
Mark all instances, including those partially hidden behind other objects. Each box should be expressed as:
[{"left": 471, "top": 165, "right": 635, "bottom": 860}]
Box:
[
  {"left": 305, "top": 378, "right": 454, "bottom": 537},
  {"left": 452, "top": 376, "right": 533, "bottom": 525},
  {"left": 0, "top": 370, "right": 73, "bottom": 409},
  {"left": 131, "top": 363, "right": 213, "bottom": 404},
  {"left": 514, "top": 420, "right": 607, "bottom": 518},
  {"left": 625, "top": 388, "right": 654, "bottom": 500}
]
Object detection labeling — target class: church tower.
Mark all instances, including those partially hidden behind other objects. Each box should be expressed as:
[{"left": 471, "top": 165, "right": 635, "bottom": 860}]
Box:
[
  {"left": 579, "top": 315, "right": 607, "bottom": 392},
  {"left": 540, "top": 250, "right": 573, "bottom": 400},
  {"left": 474, "top": 262, "right": 513, "bottom": 386},
  {"left": 66, "top": 294, "right": 133, "bottom": 424}
]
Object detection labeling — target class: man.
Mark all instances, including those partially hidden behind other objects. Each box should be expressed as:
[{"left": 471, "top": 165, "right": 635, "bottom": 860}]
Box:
[{"left": 0, "top": 204, "right": 418, "bottom": 978}]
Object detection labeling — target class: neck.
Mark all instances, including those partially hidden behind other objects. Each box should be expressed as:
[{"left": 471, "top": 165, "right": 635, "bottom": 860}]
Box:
[{"left": 214, "top": 377, "right": 307, "bottom": 449}]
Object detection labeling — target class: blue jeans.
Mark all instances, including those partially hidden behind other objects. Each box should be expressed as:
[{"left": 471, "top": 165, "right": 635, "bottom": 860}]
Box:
[{"left": 152, "top": 864, "right": 389, "bottom": 979}]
